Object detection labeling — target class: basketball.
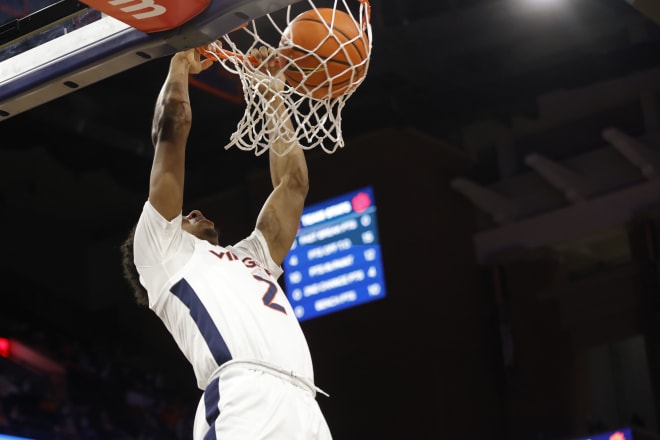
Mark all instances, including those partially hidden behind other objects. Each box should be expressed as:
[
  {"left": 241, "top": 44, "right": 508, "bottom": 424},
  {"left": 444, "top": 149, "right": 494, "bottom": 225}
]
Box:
[{"left": 278, "top": 8, "right": 369, "bottom": 99}]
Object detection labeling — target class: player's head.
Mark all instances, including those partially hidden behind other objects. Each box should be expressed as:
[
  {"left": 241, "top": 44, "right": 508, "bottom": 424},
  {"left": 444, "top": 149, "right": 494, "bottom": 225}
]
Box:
[
  {"left": 120, "top": 210, "right": 219, "bottom": 307},
  {"left": 183, "top": 210, "right": 219, "bottom": 245}
]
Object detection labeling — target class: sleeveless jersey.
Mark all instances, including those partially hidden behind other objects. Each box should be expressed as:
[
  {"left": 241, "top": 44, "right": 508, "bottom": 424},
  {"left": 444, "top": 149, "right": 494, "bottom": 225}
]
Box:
[{"left": 133, "top": 201, "right": 314, "bottom": 390}]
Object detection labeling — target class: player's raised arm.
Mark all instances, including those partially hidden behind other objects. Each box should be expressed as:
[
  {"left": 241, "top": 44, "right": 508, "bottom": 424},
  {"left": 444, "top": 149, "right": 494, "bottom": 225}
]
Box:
[
  {"left": 250, "top": 48, "right": 309, "bottom": 265},
  {"left": 256, "top": 129, "right": 309, "bottom": 266},
  {"left": 148, "top": 49, "right": 212, "bottom": 221}
]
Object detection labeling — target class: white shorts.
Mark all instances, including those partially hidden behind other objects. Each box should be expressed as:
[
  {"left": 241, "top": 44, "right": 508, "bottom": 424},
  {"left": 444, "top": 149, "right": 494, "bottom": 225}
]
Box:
[{"left": 192, "top": 360, "right": 332, "bottom": 440}]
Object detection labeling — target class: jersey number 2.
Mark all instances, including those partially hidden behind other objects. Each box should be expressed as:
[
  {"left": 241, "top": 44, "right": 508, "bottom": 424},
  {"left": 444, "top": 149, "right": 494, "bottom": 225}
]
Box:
[{"left": 253, "top": 275, "right": 286, "bottom": 314}]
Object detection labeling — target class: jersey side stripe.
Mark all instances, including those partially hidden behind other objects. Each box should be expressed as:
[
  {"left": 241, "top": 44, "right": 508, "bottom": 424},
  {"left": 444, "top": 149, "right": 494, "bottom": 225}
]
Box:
[
  {"left": 170, "top": 278, "right": 232, "bottom": 366},
  {"left": 203, "top": 377, "right": 220, "bottom": 439}
]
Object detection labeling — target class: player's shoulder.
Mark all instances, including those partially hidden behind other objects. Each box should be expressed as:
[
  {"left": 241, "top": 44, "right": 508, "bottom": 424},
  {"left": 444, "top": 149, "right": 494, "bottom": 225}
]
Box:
[{"left": 231, "top": 229, "right": 283, "bottom": 278}]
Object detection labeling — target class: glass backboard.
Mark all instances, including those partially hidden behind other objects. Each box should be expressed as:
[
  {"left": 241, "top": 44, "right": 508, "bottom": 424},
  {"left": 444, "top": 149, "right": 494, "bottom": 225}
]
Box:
[{"left": 0, "top": 1, "right": 100, "bottom": 61}]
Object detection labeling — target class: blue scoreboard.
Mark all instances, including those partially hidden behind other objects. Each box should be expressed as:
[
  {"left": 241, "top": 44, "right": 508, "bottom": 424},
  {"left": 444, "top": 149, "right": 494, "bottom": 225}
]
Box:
[{"left": 283, "top": 186, "right": 387, "bottom": 321}]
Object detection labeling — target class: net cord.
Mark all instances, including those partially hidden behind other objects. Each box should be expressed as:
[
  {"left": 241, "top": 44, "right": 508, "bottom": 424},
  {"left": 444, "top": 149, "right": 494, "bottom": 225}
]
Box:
[{"left": 199, "top": 0, "right": 372, "bottom": 156}]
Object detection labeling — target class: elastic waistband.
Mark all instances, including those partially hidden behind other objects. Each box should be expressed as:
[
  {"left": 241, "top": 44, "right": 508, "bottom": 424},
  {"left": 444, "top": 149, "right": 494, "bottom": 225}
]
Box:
[{"left": 209, "top": 359, "right": 329, "bottom": 398}]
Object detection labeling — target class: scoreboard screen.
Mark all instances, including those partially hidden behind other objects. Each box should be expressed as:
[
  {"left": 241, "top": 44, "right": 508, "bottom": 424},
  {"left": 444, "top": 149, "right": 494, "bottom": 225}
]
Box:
[{"left": 283, "top": 186, "right": 386, "bottom": 321}]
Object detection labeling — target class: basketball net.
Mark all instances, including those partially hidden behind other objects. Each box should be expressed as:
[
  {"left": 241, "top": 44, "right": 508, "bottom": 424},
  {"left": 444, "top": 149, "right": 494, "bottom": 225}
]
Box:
[{"left": 199, "top": 0, "right": 372, "bottom": 156}]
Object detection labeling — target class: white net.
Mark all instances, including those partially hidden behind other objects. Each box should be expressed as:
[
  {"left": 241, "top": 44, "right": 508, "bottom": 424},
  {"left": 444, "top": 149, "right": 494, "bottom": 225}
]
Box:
[{"left": 199, "top": 0, "right": 372, "bottom": 156}]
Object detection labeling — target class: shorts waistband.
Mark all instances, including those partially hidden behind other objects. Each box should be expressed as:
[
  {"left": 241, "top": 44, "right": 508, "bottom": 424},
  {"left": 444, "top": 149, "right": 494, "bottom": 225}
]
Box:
[{"left": 210, "top": 359, "right": 329, "bottom": 398}]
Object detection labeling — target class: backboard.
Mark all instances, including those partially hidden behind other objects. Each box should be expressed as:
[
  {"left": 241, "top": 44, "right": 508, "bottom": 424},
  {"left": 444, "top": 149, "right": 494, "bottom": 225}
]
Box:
[{"left": 0, "top": 0, "right": 303, "bottom": 121}]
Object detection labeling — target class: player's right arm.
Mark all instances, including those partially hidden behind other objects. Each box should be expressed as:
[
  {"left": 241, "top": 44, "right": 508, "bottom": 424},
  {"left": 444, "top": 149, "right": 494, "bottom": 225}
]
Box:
[{"left": 148, "top": 49, "right": 212, "bottom": 221}]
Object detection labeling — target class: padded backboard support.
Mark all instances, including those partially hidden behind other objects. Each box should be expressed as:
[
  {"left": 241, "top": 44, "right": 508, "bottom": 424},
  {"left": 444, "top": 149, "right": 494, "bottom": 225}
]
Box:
[{"left": 0, "top": 0, "right": 303, "bottom": 121}]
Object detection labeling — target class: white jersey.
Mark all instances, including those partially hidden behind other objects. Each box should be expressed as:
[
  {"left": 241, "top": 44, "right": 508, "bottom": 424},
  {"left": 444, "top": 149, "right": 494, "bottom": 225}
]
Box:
[{"left": 133, "top": 201, "right": 315, "bottom": 390}]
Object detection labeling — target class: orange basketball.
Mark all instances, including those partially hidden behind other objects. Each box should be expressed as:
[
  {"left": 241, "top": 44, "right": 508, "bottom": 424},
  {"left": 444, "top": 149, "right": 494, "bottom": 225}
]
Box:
[{"left": 278, "top": 8, "right": 369, "bottom": 99}]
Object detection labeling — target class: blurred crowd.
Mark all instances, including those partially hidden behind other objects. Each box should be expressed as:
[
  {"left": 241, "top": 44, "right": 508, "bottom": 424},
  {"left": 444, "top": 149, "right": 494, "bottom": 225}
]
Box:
[{"left": 0, "top": 313, "right": 196, "bottom": 440}]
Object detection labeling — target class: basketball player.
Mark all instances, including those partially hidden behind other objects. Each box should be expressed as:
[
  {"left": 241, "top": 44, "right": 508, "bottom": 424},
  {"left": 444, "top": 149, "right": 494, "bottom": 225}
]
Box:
[{"left": 119, "top": 46, "right": 332, "bottom": 439}]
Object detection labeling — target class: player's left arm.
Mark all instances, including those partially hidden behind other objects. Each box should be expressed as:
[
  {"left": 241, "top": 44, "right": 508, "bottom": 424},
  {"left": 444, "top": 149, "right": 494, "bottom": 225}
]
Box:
[
  {"left": 256, "top": 133, "right": 308, "bottom": 266},
  {"left": 252, "top": 48, "right": 309, "bottom": 265}
]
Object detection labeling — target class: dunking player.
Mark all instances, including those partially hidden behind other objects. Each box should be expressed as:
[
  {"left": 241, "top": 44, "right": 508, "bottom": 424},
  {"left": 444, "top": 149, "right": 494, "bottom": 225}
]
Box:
[{"left": 119, "top": 46, "right": 332, "bottom": 439}]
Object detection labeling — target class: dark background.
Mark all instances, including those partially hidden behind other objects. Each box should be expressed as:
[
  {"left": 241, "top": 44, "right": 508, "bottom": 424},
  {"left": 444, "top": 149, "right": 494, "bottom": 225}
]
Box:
[{"left": 1, "top": 0, "right": 660, "bottom": 439}]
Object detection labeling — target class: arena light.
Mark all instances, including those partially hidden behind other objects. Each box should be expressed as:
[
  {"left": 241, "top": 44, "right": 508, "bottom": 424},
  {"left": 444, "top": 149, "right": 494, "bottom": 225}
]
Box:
[
  {"left": 527, "top": 0, "right": 564, "bottom": 5},
  {"left": 0, "top": 337, "right": 9, "bottom": 358},
  {"left": 509, "top": 0, "right": 567, "bottom": 12}
]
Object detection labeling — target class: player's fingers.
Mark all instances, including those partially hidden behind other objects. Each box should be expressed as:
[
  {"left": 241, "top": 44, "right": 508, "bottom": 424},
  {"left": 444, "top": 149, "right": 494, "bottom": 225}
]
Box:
[
  {"left": 198, "top": 40, "right": 220, "bottom": 55},
  {"left": 201, "top": 58, "right": 214, "bottom": 70}
]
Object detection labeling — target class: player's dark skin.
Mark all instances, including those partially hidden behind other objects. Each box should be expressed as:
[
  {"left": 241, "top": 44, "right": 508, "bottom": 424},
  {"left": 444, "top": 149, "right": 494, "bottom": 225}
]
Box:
[{"left": 183, "top": 210, "right": 219, "bottom": 245}]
